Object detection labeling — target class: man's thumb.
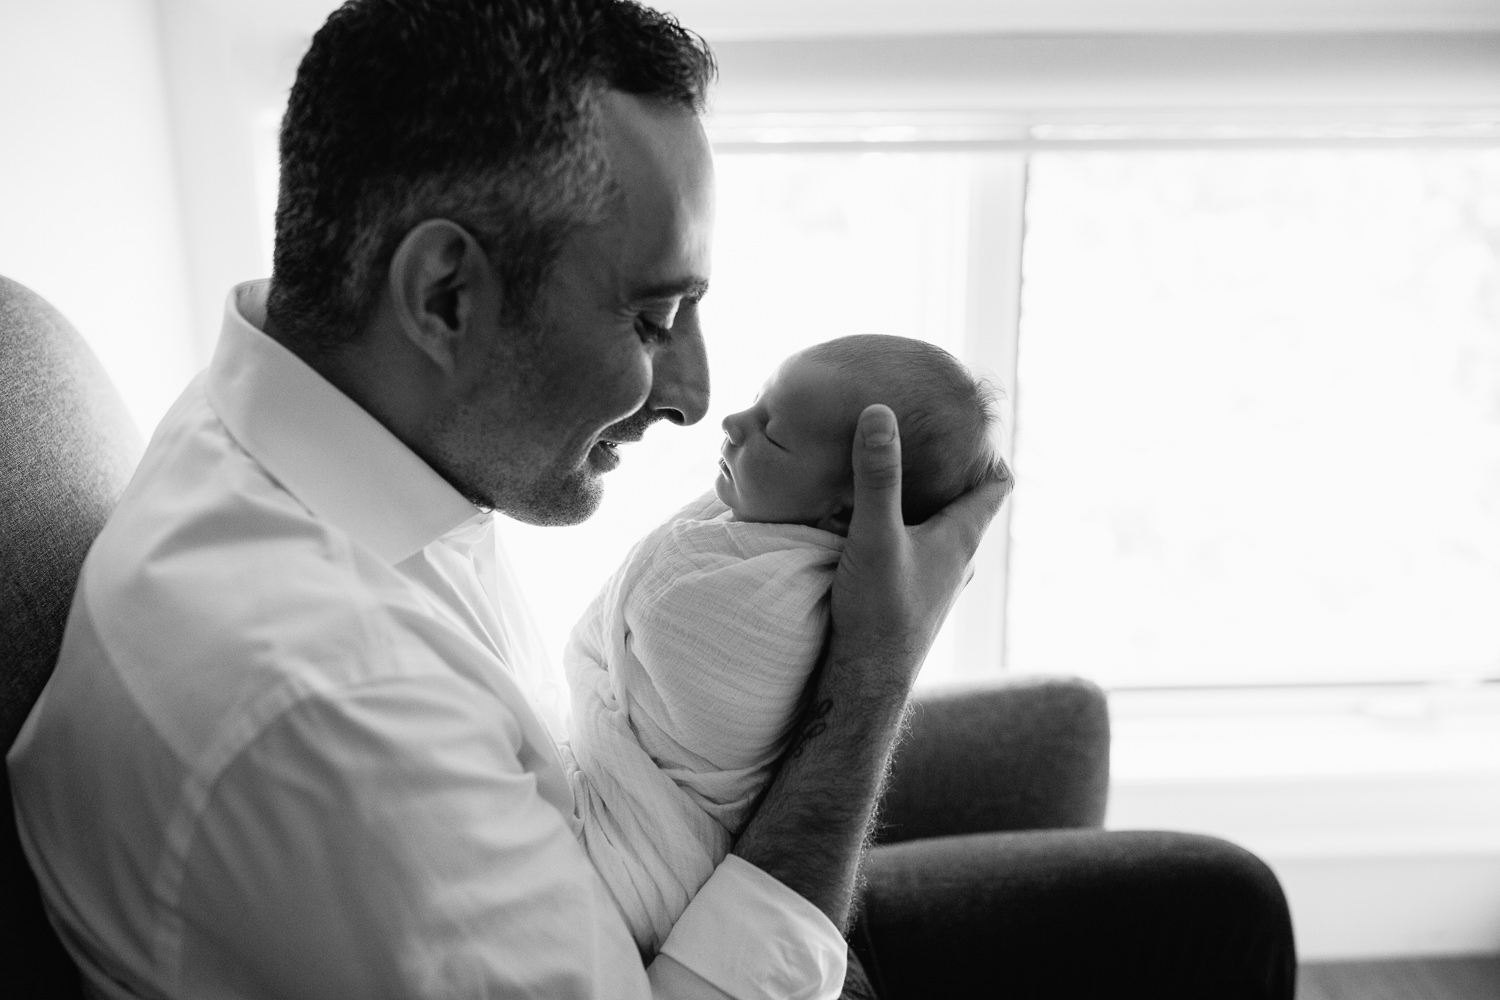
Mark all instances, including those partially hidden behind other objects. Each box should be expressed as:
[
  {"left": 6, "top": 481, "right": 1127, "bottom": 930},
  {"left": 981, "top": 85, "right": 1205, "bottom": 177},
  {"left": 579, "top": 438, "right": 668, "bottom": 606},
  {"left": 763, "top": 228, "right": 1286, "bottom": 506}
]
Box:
[{"left": 850, "top": 404, "right": 903, "bottom": 531}]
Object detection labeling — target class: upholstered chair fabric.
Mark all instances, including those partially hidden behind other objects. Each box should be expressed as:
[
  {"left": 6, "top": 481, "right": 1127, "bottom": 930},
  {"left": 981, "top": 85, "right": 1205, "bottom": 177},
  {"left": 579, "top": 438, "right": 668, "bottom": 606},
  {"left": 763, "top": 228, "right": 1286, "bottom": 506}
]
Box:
[
  {"left": 1, "top": 274, "right": 142, "bottom": 1000},
  {"left": 1, "top": 276, "right": 142, "bottom": 740},
  {"left": 878, "top": 676, "right": 1111, "bottom": 844},
  {"left": 846, "top": 677, "right": 1109, "bottom": 999}
]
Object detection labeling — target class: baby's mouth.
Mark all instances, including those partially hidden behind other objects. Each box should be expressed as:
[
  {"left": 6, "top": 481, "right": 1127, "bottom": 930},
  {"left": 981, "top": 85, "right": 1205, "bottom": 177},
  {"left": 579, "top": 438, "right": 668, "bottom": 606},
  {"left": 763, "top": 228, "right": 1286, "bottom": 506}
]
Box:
[{"left": 718, "top": 457, "right": 732, "bottom": 481}]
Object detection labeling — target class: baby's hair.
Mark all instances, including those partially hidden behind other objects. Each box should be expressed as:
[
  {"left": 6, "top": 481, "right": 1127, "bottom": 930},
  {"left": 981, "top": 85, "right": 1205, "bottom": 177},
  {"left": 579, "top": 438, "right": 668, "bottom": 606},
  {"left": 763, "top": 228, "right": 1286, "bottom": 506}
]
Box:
[{"left": 800, "top": 334, "right": 1004, "bottom": 525}]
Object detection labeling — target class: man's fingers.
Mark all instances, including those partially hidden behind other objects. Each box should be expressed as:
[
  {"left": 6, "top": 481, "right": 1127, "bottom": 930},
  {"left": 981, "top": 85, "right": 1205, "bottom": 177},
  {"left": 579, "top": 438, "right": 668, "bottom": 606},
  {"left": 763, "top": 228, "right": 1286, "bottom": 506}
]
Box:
[
  {"left": 922, "top": 461, "right": 1011, "bottom": 559},
  {"left": 995, "top": 454, "right": 1016, "bottom": 505},
  {"left": 847, "top": 404, "right": 904, "bottom": 541}
]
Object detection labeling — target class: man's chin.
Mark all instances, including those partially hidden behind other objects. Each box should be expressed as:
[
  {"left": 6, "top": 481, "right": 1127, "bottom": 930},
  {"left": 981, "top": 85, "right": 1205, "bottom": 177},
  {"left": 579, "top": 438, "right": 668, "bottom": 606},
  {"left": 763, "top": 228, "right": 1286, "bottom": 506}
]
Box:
[{"left": 495, "top": 471, "right": 604, "bottom": 527}]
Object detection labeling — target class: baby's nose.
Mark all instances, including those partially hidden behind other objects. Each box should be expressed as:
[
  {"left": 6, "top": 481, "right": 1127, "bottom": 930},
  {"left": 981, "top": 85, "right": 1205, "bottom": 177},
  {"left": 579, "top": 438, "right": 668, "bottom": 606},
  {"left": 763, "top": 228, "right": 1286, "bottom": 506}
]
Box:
[{"left": 721, "top": 411, "right": 744, "bottom": 445}]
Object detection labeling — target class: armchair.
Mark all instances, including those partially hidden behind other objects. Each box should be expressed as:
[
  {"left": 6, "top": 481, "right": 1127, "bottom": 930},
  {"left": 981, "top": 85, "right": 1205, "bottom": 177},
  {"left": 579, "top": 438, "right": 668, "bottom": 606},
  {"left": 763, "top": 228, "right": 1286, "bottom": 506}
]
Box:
[
  {"left": 850, "top": 679, "right": 1294, "bottom": 1000},
  {"left": 1, "top": 275, "right": 141, "bottom": 1000}
]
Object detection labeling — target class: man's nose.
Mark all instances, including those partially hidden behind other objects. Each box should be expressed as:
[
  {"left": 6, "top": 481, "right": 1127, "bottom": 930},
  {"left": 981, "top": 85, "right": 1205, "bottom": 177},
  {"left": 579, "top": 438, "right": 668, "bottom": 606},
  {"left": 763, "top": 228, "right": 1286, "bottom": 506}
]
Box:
[{"left": 647, "top": 316, "right": 710, "bottom": 426}]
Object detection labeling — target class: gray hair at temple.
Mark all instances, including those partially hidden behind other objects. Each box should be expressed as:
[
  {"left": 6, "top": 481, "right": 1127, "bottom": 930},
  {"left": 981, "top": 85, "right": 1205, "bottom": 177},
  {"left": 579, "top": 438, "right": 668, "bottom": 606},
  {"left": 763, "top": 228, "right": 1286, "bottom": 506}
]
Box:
[
  {"left": 266, "top": 0, "right": 716, "bottom": 354},
  {"left": 803, "top": 334, "right": 1006, "bottom": 525}
]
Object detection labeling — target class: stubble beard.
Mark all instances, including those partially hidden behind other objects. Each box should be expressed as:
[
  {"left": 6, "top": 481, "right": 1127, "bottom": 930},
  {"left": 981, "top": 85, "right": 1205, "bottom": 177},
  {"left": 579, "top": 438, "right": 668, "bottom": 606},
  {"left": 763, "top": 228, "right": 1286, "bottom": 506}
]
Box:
[
  {"left": 492, "top": 463, "right": 603, "bottom": 526},
  {"left": 484, "top": 407, "right": 664, "bottom": 525},
  {"left": 427, "top": 400, "right": 607, "bottom": 526},
  {"left": 425, "top": 310, "right": 669, "bottom": 526},
  {"left": 422, "top": 309, "right": 605, "bottom": 525}
]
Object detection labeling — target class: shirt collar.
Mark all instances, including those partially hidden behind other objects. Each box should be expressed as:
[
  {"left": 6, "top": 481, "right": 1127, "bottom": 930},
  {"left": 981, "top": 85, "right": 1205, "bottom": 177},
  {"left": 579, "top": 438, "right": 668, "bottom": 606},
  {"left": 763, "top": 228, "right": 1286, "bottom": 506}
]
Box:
[{"left": 206, "top": 280, "right": 482, "bottom": 565}]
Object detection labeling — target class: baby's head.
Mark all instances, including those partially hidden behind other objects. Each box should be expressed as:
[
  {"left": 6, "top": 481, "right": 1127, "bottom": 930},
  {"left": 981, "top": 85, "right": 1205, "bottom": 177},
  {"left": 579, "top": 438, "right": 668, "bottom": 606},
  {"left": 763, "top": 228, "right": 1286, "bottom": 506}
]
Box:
[{"left": 715, "top": 335, "right": 1001, "bottom": 534}]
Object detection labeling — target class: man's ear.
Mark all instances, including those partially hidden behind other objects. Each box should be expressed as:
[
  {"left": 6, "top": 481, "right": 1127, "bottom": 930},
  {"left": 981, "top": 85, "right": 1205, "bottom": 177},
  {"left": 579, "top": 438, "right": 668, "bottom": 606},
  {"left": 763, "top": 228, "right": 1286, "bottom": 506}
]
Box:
[{"left": 387, "top": 219, "right": 493, "bottom": 377}]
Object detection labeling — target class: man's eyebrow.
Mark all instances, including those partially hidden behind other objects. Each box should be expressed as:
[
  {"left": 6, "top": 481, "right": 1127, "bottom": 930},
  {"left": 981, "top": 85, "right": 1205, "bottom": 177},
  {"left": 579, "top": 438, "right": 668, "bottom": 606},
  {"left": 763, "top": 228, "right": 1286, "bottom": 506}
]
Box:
[{"left": 632, "top": 278, "right": 710, "bottom": 303}]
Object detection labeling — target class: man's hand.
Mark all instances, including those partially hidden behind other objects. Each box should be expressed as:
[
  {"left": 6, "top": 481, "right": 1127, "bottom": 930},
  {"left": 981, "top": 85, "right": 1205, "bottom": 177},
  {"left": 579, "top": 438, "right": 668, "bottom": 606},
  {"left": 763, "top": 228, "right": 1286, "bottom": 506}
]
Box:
[
  {"left": 732, "top": 405, "right": 1012, "bottom": 930},
  {"left": 831, "top": 403, "right": 1013, "bottom": 696}
]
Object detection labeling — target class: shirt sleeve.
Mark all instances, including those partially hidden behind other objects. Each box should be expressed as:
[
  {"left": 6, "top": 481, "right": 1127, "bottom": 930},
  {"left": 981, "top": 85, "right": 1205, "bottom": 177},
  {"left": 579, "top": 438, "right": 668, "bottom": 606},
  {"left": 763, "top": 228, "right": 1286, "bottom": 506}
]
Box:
[
  {"left": 169, "top": 668, "right": 845, "bottom": 1000},
  {"left": 656, "top": 854, "right": 848, "bottom": 1000}
]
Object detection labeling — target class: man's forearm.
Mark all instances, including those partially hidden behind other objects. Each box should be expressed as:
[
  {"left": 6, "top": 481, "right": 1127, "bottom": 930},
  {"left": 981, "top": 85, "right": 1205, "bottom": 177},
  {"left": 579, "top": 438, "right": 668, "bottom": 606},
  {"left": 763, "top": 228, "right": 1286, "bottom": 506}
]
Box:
[{"left": 730, "top": 647, "right": 912, "bottom": 931}]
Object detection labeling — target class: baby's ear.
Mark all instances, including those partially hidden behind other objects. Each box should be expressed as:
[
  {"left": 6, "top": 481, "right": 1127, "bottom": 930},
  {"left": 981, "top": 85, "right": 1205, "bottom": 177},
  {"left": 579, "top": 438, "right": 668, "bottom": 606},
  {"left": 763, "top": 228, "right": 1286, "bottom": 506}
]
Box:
[{"left": 816, "top": 502, "right": 854, "bottom": 537}]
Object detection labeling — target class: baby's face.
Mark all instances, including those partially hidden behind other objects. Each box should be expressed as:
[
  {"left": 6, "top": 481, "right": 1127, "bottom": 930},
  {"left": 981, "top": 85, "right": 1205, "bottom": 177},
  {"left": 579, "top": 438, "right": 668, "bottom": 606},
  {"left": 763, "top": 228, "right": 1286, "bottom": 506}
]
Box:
[{"left": 715, "top": 354, "right": 860, "bottom": 531}]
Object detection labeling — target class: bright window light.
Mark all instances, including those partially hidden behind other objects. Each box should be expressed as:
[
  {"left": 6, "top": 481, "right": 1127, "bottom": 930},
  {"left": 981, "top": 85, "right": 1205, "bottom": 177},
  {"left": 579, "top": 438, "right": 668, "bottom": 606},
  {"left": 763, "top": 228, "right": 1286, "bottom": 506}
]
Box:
[{"left": 1008, "top": 148, "right": 1500, "bottom": 688}]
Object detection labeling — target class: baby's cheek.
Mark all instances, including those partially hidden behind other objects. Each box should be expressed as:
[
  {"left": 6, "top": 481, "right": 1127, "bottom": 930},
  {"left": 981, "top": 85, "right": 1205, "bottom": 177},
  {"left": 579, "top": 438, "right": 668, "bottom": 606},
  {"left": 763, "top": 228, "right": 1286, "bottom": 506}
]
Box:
[{"left": 738, "top": 462, "right": 776, "bottom": 513}]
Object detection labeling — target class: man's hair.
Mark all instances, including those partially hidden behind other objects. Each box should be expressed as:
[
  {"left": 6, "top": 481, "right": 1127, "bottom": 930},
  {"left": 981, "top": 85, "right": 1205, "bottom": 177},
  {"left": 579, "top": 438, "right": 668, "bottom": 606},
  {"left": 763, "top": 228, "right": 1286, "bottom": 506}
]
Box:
[
  {"left": 802, "top": 335, "right": 1004, "bottom": 525},
  {"left": 266, "top": 0, "right": 715, "bottom": 353}
]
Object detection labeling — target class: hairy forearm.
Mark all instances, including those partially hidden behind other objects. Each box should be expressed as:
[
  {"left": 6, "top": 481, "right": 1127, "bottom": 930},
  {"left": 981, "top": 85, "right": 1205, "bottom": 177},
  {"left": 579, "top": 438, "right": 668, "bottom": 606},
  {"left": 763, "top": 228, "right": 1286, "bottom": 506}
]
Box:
[{"left": 730, "top": 647, "right": 914, "bottom": 932}]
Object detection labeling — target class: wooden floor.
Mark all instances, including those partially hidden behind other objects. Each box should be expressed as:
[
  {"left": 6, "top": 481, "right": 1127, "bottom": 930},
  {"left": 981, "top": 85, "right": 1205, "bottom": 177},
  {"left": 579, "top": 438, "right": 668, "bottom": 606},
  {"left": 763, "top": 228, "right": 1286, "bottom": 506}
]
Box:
[{"left": 1297, "top": 957, "right": 1500, "bottom": 1000}]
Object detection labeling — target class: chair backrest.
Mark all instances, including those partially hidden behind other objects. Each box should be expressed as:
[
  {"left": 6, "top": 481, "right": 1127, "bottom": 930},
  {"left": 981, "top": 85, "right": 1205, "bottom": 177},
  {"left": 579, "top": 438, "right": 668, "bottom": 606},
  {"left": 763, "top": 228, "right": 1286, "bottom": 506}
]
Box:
[{"left": 0, "top": 275, "right": 143, "bottom": 999}]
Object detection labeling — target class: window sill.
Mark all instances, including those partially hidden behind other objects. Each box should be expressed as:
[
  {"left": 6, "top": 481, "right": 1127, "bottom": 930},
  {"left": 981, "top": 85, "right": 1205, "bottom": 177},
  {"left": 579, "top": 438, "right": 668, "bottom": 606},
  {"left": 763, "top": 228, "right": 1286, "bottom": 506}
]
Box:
[
  {"left": 1105, "top": 682, "right": 1500, "bottom": 853},
  {"left": 1102, "top": 684, "right": 1500, "bottom": 959},
  {"left": 1107, "top": 682, "right": 1500, "bottom": 783}
]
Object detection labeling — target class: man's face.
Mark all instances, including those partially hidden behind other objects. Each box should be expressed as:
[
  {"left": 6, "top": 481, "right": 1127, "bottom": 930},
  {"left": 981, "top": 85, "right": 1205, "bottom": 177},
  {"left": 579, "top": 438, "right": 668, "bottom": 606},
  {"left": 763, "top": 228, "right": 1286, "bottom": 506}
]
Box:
[
  {"left": 715, "top": 354, "right": 859, "bottom": 531},
  {"left": 433, "top": 92, "right": 714, "bottom": 525}
]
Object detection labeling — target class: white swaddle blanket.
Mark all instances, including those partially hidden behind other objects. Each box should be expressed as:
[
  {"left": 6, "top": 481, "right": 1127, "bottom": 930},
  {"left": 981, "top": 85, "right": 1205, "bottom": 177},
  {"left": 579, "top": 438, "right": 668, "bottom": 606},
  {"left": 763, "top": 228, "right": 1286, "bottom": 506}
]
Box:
[{"left": 562, "top": 493, "right": 843, "bottom": 955}]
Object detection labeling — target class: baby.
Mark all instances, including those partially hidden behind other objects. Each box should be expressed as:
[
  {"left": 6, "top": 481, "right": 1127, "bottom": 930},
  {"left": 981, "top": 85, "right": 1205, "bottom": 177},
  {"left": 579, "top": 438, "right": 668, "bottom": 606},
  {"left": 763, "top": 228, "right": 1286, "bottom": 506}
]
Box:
[{"left": 561, "top": 334, "right": 1002, "bottom": 955}]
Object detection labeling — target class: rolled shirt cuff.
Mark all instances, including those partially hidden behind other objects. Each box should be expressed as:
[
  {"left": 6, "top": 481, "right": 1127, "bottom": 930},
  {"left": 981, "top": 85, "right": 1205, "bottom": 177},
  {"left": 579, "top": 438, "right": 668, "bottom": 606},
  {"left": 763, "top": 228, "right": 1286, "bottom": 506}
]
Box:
[{"left": 657, "top": 854, "right": 847, "bottom": 1000}]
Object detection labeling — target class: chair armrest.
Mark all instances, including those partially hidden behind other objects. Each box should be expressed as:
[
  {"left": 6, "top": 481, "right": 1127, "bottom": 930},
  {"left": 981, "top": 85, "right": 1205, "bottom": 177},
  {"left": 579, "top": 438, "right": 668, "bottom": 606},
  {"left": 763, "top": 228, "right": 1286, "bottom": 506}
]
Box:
[{"left": 873, "top": 675, "right": 1110, "bottom": 845}]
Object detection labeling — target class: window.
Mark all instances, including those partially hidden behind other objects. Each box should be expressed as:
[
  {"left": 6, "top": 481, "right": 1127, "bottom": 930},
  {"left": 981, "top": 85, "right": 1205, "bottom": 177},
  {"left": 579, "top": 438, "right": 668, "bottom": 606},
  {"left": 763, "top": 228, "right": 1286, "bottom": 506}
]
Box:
[
  {"left": 502, "top": 133, "right": 1500, "bottom": 695},
  {"left": 1012, "top": 148, "right": 1500, "bottom": 689}
]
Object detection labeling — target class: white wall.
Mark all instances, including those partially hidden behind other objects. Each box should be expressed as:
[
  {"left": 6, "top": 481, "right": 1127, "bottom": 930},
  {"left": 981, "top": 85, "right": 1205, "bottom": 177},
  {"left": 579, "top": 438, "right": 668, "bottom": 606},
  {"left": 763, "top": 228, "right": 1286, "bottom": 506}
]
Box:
[
  {"left": 0, "top": 0, "right": 197, "bottom": 436},
  {"left": 155, "top": 0, "right": 273, "bottom": 349}
]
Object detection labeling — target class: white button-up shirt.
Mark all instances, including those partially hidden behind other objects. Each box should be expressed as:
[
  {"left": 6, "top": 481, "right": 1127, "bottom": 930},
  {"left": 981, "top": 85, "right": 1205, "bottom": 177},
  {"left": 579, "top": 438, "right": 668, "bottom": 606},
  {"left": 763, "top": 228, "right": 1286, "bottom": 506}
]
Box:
[{"left": 9, "top": 281, "right": 845, "bottom": 1000}]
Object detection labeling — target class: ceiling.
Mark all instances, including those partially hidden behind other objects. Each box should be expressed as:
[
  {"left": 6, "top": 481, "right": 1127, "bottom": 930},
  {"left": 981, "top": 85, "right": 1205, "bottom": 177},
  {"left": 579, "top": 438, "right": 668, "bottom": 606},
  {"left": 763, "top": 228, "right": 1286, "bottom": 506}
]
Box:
[
  {"left": 664, "top": 0, "right": 1500, "bottom": 39},
  {"left": 203, "top": 0, "right": 1500, "bottom": 41}
]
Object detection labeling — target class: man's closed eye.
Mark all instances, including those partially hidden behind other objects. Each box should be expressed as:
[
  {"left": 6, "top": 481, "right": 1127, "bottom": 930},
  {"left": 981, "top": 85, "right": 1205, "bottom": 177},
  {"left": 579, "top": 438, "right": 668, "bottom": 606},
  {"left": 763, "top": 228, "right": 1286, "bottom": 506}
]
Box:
[{"left": 637, "top": 316, "right": 672, "bottom": 342}]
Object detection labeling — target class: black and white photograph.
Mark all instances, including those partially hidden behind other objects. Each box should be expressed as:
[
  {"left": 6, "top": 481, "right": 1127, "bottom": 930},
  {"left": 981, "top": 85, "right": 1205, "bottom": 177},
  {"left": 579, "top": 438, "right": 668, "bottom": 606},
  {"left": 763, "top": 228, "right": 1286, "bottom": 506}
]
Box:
[{"left": 2, "top": 1, "right": 1498, "bottom": 997}]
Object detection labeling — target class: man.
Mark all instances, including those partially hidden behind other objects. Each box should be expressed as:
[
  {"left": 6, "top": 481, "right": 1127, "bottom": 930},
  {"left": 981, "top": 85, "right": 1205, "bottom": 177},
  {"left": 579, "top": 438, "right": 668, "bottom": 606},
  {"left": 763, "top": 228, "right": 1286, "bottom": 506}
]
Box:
[
  {"left": 12, "top": 2, "right": 993, "bottom": 996},
  {"left": 11, "top": 1, "right": 1293, "bottom": 998}
]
